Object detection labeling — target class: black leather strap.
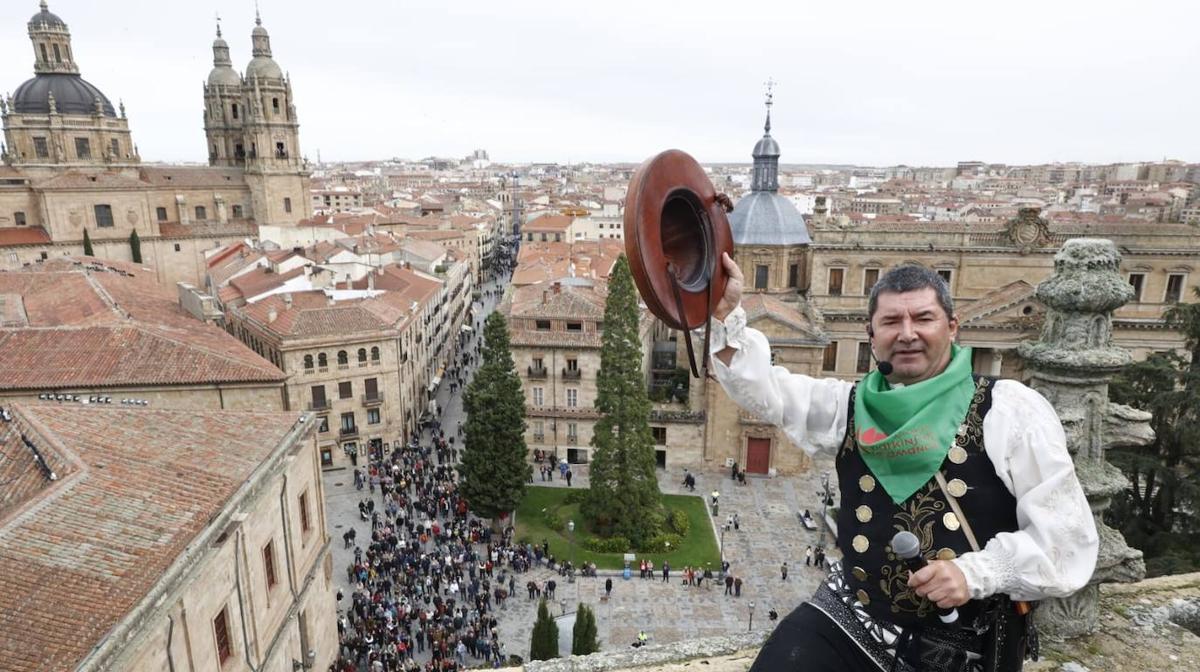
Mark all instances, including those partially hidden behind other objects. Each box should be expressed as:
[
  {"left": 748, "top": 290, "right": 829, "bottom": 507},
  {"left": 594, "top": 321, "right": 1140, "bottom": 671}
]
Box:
[{"left": 667, "top": 261, "right": 713, "bottom": 379}]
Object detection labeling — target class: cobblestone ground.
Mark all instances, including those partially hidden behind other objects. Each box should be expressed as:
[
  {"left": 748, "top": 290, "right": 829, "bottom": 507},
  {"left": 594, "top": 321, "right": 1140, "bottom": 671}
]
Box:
[{"left": 321, "top": 265, "right": 843, "bottom": 662}]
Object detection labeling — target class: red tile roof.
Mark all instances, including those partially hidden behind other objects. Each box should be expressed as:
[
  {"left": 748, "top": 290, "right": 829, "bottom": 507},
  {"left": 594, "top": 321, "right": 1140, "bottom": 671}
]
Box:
[
  {"left": 0, "top": 403, "right": 308, "bottom": 672},
  {"left": 0, "top": 226, "right": 52, "bottom": 246},
  {"left": 0, "top": 259, "right": 284, "bottom": 389}
]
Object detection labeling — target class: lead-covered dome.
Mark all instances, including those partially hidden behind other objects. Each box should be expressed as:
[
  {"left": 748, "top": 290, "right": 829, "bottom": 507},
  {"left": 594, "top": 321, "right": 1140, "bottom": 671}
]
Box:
[
  {"left": 28, "top": 1, "right": 64, "bottom": 28},
  {"left": 729, "top": 192, "right": 811, "bottom": 246},
  {"left": 11, "top": 73, "right": 116, "bottom": 116}
]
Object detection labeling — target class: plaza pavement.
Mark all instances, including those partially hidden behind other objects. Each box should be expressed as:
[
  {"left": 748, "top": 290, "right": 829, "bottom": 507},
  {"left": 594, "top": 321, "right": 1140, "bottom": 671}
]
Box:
[{"left": 321, "top": 266, "right": 843, "bottom": 661}]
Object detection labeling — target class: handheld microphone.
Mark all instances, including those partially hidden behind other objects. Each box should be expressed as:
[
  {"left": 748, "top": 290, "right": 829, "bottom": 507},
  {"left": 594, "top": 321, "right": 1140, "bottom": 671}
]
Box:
[{"left": 891, "top": 530, "right": 959, "bottom": 624}]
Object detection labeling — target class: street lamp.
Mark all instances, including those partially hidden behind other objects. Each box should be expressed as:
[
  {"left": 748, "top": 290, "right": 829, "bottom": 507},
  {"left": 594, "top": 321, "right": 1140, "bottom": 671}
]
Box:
[
  {"left": 567, "top": 520, "right": 576, "bottom": 584},
  {"left": 748, "top": 601, "right": 756, "bottom": 632}
]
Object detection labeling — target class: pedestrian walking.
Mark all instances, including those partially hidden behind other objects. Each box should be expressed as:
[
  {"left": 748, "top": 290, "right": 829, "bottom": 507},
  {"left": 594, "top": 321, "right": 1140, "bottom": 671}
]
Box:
[
  {"left": 565, "top": 469, "right": 572, "bottom": 487},
  {"left": 605, "top": 577, "right": 613, "bottom": 598},
  {"left": 724, "top": 574, "right": 734, "bottom": 596},
  {"left": 805, "top": 545, "right": 812, "bottom": 566},
  {"left": 781, "top": 562, "right": 788, "bottom": 581}
]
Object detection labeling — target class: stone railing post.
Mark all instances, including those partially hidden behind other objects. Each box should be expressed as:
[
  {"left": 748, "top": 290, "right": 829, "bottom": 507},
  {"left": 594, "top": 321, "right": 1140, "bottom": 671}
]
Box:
[{"left": 1017, "top": 238, "right": 1152, "bottom": 638}]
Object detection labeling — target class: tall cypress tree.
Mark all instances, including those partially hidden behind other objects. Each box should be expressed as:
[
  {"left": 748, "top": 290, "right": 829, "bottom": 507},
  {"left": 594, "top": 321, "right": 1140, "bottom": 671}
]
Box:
[
  {"left": 82, "top": 228, "right": 94, "bottom": 257},
  {"left": 529, "top": 598, "right": 559, "bottom": 661},
  {"left": 571, "top": 603, "right": 600, "bottom": 655},
  {"left": 584, "top": 254, "right": 661, "bottom": 547},
  {"left": 129, "top": 229, "right": 142, "bottom": 263},
  {"left": 460, "top": 311, "right": 532, "bottom": 527}
]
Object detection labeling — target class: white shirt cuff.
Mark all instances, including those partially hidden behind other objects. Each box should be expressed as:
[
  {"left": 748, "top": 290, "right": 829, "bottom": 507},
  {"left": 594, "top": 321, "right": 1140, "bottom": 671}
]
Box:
[{"left": 694, "top": 305, "right": 747, "bottom": 355}]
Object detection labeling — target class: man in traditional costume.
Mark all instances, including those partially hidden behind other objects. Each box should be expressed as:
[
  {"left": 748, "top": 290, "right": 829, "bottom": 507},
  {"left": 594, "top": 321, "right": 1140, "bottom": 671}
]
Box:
[{"left": 705, "top": 256, "right": 1097, "bottom": 672}]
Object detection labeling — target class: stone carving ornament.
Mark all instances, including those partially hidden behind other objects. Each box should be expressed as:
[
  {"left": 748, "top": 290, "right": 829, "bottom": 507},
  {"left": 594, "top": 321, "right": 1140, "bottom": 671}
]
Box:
[{"left": 1007, "top": 207, "right": 1051, "bottom": 254}]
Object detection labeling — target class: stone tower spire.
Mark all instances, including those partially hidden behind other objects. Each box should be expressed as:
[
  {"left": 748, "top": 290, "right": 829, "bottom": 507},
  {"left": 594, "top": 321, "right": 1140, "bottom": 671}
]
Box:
[
  {"left": 251, "top": 7, "right": 272, "bottom": 58},
  {"left": 28, "top": 1, "right": 79, "bottom": 75},
  {"left": 203, "top": 14, "right": 242, "bottom": 167},
  {"left": 750, "top": 79, "right": 780, "bottom": 193},
  {"left": 212, "top": 16, "right": 232, "bottom": 68}
]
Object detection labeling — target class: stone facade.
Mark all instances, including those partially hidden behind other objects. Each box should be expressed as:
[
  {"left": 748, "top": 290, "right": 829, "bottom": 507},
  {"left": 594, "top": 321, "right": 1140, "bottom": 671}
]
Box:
[
  {"left": 0, "top": 3, "right": 313, "bottom": 288},
  {"left": 226, "top": 260, "right": 474, "bottom": 469}
]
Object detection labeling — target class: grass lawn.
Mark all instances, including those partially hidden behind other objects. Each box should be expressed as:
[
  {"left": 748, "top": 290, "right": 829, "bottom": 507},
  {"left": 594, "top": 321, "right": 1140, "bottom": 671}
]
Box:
[{"left": 513, "top": 486, "right": 720, "bottom": 570}]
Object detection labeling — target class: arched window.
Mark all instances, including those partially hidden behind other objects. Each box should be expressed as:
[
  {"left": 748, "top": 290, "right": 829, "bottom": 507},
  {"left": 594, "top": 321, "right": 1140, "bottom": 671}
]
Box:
[
  {"left": 317, "top": 353, "right": 327, "bottom": 368},
  {"left": 370, "top": 346, "right": 380, "bottom": 362},
  {"left": 337, "top": 350, "right": 348, "bottom": 366},
  {"left": 304, "top": 354, "right": 314, "bottom": 370},
  {"left": 357, "top": 348, "right": 367, "bottom": 364}
]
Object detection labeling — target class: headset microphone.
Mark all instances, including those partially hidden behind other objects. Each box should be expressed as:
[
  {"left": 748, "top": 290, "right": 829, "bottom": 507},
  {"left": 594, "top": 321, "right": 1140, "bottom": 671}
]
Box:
[{"left": 866, "top": 325, "right": 893, "bottom": 376}]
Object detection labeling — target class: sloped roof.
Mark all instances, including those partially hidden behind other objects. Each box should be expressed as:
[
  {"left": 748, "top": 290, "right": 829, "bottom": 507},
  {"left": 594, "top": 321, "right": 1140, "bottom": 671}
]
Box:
[
  {"left": 956, "top": 281, "right": 1038, "bottom": 325},
  {"left": 0, "top": 226, "right": 52, "bottom": 246},
  {"left": 0, "top": 403, "right": 305, "bottom": 672},
  {"left": 0, "top": 259, "right": 284, "bottom": 389}
]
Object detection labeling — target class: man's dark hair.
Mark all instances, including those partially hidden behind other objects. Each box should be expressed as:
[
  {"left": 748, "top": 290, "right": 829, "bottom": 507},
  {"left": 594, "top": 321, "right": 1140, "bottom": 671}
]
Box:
[{"left": 867, "top": 265, "right": 955, "bottom": 323}]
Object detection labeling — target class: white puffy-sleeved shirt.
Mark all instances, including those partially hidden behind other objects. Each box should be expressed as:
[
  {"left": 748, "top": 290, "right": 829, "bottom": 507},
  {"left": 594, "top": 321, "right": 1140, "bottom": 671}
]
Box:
[{"left": 704, "top": 306, "right": 1099, "bottom": 603}]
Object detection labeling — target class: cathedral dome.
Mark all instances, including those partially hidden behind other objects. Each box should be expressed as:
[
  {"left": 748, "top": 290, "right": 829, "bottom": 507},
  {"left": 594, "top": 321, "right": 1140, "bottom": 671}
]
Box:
[
  {"left": 729, "top": 191, "right": 811, "bottom": 246},
  {"left": 28, "top": 1, "right": 65, "bottom": 28},
  {"left": 753, "top": 134, "right": 780, "bottom": 157},
  {"left": 208, "top": 64, "right": 242, "bottom": 87},
  {"left": 246, "top": 56, "right": 283, "bottom": 80},
  {"left": 11, "top": 73, "right": 116, "bottom": 116}
]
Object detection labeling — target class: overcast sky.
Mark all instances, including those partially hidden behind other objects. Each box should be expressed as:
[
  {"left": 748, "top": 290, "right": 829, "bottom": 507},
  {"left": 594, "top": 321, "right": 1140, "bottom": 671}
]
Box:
[{"left": 3, "top": 1, "right": 1197, "bottom": 166}]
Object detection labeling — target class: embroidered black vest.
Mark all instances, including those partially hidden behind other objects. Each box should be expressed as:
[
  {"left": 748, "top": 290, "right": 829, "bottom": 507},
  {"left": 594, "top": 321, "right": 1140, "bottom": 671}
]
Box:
[{"left": 835, "top": 375, "right": 1018, "bottom": 629}]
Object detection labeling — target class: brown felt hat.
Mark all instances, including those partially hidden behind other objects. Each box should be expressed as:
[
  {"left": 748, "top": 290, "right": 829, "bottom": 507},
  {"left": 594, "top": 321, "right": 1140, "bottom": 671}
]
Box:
[{"left": 623, "top": 149, "right": 733, "bottom": 331}]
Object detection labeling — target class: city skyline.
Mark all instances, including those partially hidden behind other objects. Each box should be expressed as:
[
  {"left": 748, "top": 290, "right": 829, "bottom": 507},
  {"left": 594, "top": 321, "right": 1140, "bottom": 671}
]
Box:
[{"left": 1, "top": 0, "right": 1197, "bottom": 167}]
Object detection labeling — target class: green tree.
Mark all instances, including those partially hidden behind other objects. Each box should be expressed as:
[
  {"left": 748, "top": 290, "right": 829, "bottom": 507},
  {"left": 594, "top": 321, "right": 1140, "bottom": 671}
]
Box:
[
  {"left": 460, "top": 311, "right": 532, "bottom": 527},
  {"left": 584, "top": 255, "right": 662, "bottom": 547},
  {"left": 1108, "top": 288, "right": 1200, "bottom": 575},
  {"left": 128, "top": 229, "right": 142, "bottom": 263},
  {"left": 571, "top": 603, "right": 600, "bottom": 655},
  {"left": 529, "top": 598, "right": 559, "bottom": 661},
  {"left": 82, "top": 228, "right": 94, "bottom": 257}
]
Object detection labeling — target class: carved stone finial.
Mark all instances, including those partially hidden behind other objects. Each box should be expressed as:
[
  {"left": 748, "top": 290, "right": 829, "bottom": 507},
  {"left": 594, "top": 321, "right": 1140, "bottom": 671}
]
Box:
[{"left": 1019, "top": 238, "right": 1150, "bottom": 639}]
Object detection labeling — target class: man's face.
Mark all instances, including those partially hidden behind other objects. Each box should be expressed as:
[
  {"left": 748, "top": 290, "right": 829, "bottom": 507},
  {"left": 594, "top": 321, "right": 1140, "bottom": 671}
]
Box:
[{"left": 867, "top": 287, "right": 958, "bottom": 385}]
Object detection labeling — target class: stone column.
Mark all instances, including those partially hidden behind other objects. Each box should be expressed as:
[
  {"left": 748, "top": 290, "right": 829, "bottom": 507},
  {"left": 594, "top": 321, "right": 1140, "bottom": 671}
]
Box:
[
  {"left": 215, "top": 193, "right": 228, "bottom": 224},
  {"left": 1017, "top": 238, "right": 1152, "bottom": 639},
  {"left": 989, "top": 350, "right": 1003, "bottom": 377},
  {"left": 176, "top": 194, "right": 189, "bottom": 226}
]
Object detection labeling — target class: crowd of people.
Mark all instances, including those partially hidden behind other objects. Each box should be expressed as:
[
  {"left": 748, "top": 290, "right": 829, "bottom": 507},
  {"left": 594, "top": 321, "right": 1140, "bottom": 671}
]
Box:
[{"left": 330, "top": 260, "right": 528, "bottom": 672}]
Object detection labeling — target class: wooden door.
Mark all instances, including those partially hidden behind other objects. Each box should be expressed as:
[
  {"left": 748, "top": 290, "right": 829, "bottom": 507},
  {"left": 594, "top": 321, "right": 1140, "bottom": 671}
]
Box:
[{"left": 746, "top": 437, "right": 771, "bottom": 474}]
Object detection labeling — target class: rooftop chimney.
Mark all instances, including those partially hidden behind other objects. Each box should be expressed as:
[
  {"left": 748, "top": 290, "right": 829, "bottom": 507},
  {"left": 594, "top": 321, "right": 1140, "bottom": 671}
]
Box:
[
  {"left": 267, "top": 306, "right": 278, "bottom": 323},
  {"left": 552, "top": 282, "right": 561, "bottom": 294},
  {"left": 283, "top": 293, "right": 293, "bottom": 308},
  {"left": 542, "top": 290, "right": 549, "bottom": 305}
]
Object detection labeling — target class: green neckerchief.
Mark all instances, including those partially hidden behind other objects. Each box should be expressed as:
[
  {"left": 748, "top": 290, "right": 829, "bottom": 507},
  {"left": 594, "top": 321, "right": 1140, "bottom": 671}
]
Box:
[{"left": 853, "top": 344, "right": 975, "bottom": 505}]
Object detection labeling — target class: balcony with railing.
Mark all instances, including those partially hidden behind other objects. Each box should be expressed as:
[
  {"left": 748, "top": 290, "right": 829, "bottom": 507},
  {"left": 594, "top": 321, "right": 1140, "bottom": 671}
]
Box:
[
  {"left": 361, "top": 394, "right": 383, "bottom": 408},
  {"left": 339, "top": 425, "right": 359, "bottom": 439},
  {"left": 527, "top": 365, "right": 547, "bottom": 379},
  {"left": 561, "top": 367, "right": 581, "bottom": 381},
  {"left": 307, "top": 399, "right": 330, "bottom": 412}
]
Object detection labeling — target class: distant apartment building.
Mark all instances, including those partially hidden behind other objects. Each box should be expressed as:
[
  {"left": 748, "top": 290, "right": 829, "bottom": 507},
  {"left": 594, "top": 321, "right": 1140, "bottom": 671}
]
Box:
[
  {"left": 311, "top": 187, "right": 364, "bottom": 213},
  {"left": 225, "top": 260, "right": 472, "bottom": 468}
]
